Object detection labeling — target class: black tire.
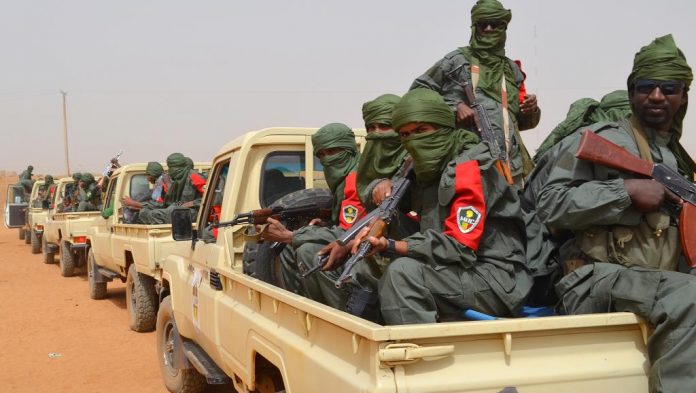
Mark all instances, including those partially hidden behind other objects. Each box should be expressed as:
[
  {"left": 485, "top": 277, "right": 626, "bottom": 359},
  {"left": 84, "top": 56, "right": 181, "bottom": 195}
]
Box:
[
  {"left": 156, "top": 296, "right": 206, "bottom": 393},
  {"left": 87, "top": 249, "right": 107, "bottom": 300},
  {"left": 59, "top": 240, "right": 75, "bottom": 277},
  {"left": 243, "top": 188, "right": 333, "bottom": 288},
  {"left": 24, "top": 229, "right": 31, "bottom": 244},
  {"left": 19, "top": 228, "right": 25, "bottom": 240},
  {"left": 43, "top": 236, "right": 55, "bottom": 264},
  {"left": 30, "top": 229, "right": 41, "bottom": 254},
  {"left": 126, "top": 264, "right": 158, "bottom": 332}
]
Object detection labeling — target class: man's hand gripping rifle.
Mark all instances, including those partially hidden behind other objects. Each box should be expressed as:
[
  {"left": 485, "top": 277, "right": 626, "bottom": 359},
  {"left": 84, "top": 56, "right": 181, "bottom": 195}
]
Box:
[
  {"left": 214, "top": 204, "right": 332, "bottom": 251},
  {"left": 575, "top": 130, "right": 696, "bottom": 266},
  {"left": 446, "top": 65, "right": 513, "bottom": 184},
  {"left": 303, "top": 157, "right": 414, "bottom": 285}
]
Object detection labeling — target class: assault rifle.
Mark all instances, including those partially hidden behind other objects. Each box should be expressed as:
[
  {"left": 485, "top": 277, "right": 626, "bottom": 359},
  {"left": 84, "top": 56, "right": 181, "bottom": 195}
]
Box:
[
  {"left": 216, "top": 204, "right": 332, "bottom": 252},
  {"left": 575, "top": 130, "right": 696, "bottom": 267},
  {"left": 446, "top": 65, "right": 514, "bottom": 184},
  {"left": 215, "top": 205, "right": 332, "bottom": 229},
  {"left": 102, "top": 150, "right": 123, "bottom": 178},
  {"left": 302, "top": 157, "right": 414, "bottom": 282}
]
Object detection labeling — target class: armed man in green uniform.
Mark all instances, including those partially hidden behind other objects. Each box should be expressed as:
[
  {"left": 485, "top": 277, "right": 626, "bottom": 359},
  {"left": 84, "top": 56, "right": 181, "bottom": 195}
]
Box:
[
  {"left": 261, "top": 123, "right": 364, "bottom": 310},
  {"left": 138, "top": 153, "right": 206, "bottom": 224},
  {"left": 16, "top": 165, "right": 35, "bottom": 200},
  {"left": 77, "top": 173, "right": 101, "bottom": 212},
  {"left": 535, "top": 35, "right": 696, "bottom": 393},
  {"left": 410, "top": 0, "right": 539, "bottom": 186},
  {"left": 346, "top": 88, "right": 532, "bottom": 324}
]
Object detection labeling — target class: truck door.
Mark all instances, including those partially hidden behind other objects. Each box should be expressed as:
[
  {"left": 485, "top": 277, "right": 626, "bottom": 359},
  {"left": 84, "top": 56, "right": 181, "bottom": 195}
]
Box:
[
  {"left": 91, "top": 177, "right": 117, "bottom": 263},
  {"left": 188, "top": 160, "right": 230, "bottom": 349},
  {"left": 4, "top": 184, "right": 28, "bottom": 228}
]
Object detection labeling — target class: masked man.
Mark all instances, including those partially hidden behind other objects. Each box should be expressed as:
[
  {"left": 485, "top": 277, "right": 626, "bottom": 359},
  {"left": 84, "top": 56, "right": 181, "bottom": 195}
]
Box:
[{"left": 411, "top": 0, "right": 540, "bottom": 186}]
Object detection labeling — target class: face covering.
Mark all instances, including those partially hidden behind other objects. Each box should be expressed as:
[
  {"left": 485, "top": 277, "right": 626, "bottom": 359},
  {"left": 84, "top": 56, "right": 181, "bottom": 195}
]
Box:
[
  {"left": 403, "top": 128, "right": 454, "bottom": 186},
  {"left": 320, "top": 150, "right": 357, "bottom": 192}
]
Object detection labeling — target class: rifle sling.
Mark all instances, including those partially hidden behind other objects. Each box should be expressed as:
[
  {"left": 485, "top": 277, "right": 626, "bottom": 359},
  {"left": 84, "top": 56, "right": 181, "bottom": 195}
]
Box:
[{"left": 628, "top": 116, "right": 654, "bottom": 164}]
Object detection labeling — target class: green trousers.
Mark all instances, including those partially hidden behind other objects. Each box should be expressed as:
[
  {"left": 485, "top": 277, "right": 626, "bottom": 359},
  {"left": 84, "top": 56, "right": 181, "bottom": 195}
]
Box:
[
  {"left": 379, "top": 257, "right": 530, "bottom": 324},
  {"left": 556, "top": 263, "right": 696, "bottom": 393}
]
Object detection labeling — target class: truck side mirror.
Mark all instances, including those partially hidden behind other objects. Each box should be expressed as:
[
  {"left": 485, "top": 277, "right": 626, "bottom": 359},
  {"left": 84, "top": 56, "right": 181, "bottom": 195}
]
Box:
[{"left": 171, "top": 208, "right": 193, "bottom": 241}]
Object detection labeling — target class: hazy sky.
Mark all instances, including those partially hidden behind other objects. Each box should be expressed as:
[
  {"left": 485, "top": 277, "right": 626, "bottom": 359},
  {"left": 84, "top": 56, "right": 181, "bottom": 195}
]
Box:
[{"left": 2, "top": 0, "right": 695, "bottom": 174}]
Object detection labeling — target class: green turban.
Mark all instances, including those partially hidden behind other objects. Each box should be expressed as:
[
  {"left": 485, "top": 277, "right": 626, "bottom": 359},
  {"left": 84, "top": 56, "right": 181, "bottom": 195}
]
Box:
[
  {"left": 461, "top": 0, "right": 517, "bottom": 111},
  {"left": 357, "top": 94, "right": 406, "bottom": 204},
  {"left": 311, "top": 123, "right": 357, "bottom": 157},
  {"left": 362, "top": 94, "right": 400, "bottom": 128},
  {"left": 166, "top": 153, "right": 191, "bottom": 204},
  {"left": 167, "top": 153, "right": 189, "bottom": 181},
  {"left": 28, "top": 165, "right": 34, "bottom": 172},
  {"left": 627, "top": 34, "right": 693, "bottom": 89},
  {"left": 392, "top": 88, "right": 455, "bottom": 131},
  {"left": 185, "top": 157, "right": 194, "bottom": 170},
  {"left": 393, "top": 89, "right": 479, "bottom": 185},
  {"left": 44, "top": 175, "right": 54, "bottom": 186},
  {"left": 145, "top": 162, "right": 164, "bottom": 178},
  {"left": 312, "top": 123, "right": 360, "bottom": 222},
  {"left": 471, "top": 0, "right": 511, "bottom": 25},
  {"left": 81, "top": 173, "right": 95, "bottom": 186},
  {"left": 627, "top": 34, "right": 695, "bottom": 177},
  {"left": 72, "top": 172, "right": 82, "bottom": 182}
]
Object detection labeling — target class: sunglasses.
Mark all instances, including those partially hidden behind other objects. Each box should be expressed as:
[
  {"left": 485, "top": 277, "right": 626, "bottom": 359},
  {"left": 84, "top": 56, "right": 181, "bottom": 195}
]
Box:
[
  {"left": 634, "top": 79, "right": 685, "bottom": 96},
  {"left": 475, "top": 20, "right": 507, "bottom": 31}
]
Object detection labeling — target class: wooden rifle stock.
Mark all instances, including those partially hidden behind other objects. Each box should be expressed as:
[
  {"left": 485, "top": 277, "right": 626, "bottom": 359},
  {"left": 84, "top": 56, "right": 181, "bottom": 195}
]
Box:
[
  {"left": 575, "top": 130, "right": 653, "bottom": 177},
  {"left": 576, "top": 130, "right": 696, "bottom": 267},
  {"left": 680, "top": 203, "right": 696, "bottom": 267}
]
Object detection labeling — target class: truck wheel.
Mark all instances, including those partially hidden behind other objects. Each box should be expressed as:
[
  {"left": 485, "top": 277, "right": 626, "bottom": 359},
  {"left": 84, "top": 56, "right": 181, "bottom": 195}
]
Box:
[
  {"left": 30, "top": 229, "right": 41, "bottom": 254},
  {"left": 243, "top": 188, "right": 333, "bottom": 288},
  {"left": 87, "top": 249, "right": 107, "bottom": 300},
  {"left": 157, "top": 296, "right": 206, "bottom": 393},
  {"left": 43, "top": 237, "right": 55, "bottom": 264},
  {"left": 59, "top": 240, "right": 75, "bottom": 277},
  {"left": 24, "top": 229, "right": 31, "bottom": 244},
  {"left": 19, "top": 228, "right": 25, "bottom": 240},
  {"left": 126, "top": 264, "right": 158, "bottom": 332}
]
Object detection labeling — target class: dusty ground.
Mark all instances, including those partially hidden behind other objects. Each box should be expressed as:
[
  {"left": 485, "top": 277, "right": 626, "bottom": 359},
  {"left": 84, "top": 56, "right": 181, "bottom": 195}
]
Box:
[{"left": 0, "top": 176, "right": 232, "bottom": 393}]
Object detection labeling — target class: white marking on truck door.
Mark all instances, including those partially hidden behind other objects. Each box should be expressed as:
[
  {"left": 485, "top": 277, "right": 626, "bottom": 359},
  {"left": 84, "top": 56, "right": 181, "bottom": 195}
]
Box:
[{"left": 191, "top": 268, "right": 202, "bottom": 330}]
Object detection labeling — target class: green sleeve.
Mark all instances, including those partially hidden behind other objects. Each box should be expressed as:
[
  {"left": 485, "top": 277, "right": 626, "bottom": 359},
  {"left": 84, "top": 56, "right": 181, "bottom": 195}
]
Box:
[
  {"left": 536, "top": 132, "right": 639, "bottom": 230},
  {"left": 410, "top": 50, "right": 468, "bottom": 111},
  {"left": 291, "top": 226, "right": 344, "bottom": 249}
]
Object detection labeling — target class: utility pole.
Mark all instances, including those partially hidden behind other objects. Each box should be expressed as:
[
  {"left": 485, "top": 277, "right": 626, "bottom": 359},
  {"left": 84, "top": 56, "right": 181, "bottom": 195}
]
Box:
[{"left": 60, "top": 90, "right": 71, "bottom": 176}]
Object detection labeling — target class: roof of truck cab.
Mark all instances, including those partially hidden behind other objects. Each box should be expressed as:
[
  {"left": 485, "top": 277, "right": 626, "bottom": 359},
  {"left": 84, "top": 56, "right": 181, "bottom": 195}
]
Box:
[
  {"left": 110, "top": 162, "right": 211, "bottom": 177},
  {"left": 215, "top": 127, "right": 367, "bottom": 160}
]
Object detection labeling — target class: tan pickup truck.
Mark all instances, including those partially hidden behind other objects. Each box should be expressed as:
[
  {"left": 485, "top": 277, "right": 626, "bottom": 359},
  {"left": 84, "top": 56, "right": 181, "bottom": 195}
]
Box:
[
  {"left": 25, "top": 180, "right": 52, "bottom": 254},
  {"left": 156, "top": 127, "right": 649, "bottom": 393},
  {"left": 43, "top": 177, "right": 101, "bottom": 277},
  {"left": 87, "top": 162, "right": 211, "bottom": 332}
]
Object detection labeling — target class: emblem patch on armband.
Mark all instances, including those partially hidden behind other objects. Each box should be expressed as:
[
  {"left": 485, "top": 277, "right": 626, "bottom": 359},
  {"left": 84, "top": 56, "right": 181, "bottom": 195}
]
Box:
[
  {"left": 457, "top": 206, "right": 481, "bottom": 234},
  {"left": 342, "top": 205, "right": 358, "bottom": 224}
]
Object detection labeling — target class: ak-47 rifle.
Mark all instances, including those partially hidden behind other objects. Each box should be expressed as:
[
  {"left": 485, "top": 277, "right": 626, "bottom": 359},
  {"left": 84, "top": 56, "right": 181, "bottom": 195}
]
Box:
[
  {"left": 102, "top": 150, "right": 124, "bottom": 178},
  {"left": 445, "top": 65, "right": 514, "bottom": 184},
  {"left": 575, "top": 130, "right": 696, "bottom": 267},
  {"left": 215, "top": 204, "right": 333, "bottom": 252},
  {"left": 302, "top": 157, "right": 414, "bottom": 283}
]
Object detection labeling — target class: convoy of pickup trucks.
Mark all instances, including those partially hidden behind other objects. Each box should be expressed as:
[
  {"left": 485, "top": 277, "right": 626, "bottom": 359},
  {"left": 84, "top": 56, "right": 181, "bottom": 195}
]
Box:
[{"left": 3, "top": 126, "right": 651, "bottom": 393}]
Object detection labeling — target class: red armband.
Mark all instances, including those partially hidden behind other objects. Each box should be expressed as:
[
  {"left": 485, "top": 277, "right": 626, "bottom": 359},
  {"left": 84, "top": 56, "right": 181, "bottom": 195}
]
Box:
[{"left": 442, "top": 160, "right": 486, "bottom": 251}]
